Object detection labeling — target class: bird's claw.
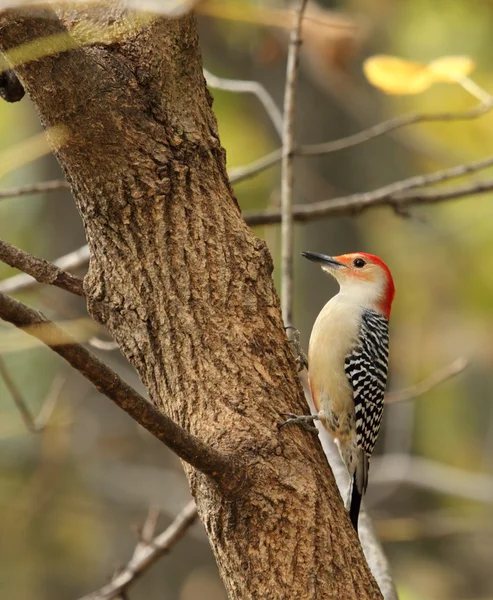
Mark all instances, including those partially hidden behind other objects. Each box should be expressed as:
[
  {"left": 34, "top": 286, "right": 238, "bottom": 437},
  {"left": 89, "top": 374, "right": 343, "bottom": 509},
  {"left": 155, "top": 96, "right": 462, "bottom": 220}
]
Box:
[
  {"left": 278, "top": 412, "right": 320, "bottom": 435},
  {"left": 285, "top": 326, "right": 309, "bottom": 372}
]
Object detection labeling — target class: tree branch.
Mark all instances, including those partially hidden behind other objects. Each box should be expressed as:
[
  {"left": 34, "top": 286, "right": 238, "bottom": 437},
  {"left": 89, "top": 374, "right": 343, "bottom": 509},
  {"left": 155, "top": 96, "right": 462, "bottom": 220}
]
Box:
[
  {"left": 0, "top": 238, "right": 85, "bottom": 296},
  {"left": 204, "top": 68, "right": 283, "bottom": 139},
  {"left": 244, "top": 160, "right": 493, "bottom": 226},
  {"left": 386, "top": 358, "right": 468, "bottom": 404},
  {"left": 280, "top": 0, "right": 307, "bottom": 325},
  {"left": 0, "top": 244, "right": 90, "bottom": 295},
  {"left": 0, "top": 356, "right": 65, "bottom": 432},
  {"left": 0, "top": 292, "right": 243, "bottom": 492},
  {"left": 228, "top": 148, "right": 282, "bottom": 184},
  {"left": 391, "top": 177, "right": 493, "bottom": 205},
  {"left": 372, "top": 454, "right": 493, "bottom": 504},
  {"left": 79, "top": 501, "right": 198, "bottom": 600},
  {"left": 225, "top": 98, "right": 493, "bottom": 184},
  {"left": 299, "top": 99, "right": 493, "bottom": 157},
  {"left": 0, "top": 179, "right": 69, "bottom": 199}
]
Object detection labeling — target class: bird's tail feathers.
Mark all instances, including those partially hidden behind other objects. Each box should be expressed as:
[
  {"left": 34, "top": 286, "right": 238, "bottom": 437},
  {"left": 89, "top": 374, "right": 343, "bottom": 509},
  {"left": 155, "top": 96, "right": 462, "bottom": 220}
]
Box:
[{"left": 349, "top": 450, "right": 369, "bottom": 532}]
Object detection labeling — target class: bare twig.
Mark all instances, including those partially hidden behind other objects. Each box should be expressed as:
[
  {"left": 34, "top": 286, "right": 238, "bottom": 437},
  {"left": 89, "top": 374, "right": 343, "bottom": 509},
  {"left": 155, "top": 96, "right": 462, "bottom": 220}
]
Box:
[
  {"left": 0, "top": 238, "right": 85, "bottom": 296},
  {"left": 36, "top": 372, "right": 66, "bottom": 427},
  {"left": 300, "top": 100, "right": 493, "bottom": 157},
  {"left": 386, "top": 358, "right": 468, "bottom": 404},
  {"left": 372, "top": 454, "right": 493, "bottom": 504},
  {"left": 280, "top": 0, "right": 307, "bottom": 325},
  {"left": 0, "top": 357, "right": 65, "bottom": 432},
  {"left": 0, "top": 179, "right": 69, "bottom": 199},
  {"left": 376, "top": 512, "right": 493, "bottom": 542},
  {"left": 392, "top": 177, "right": 493, "bottom": 205},
  {"left": 231, "top": 97, "right": 493, "bottom": 184},
  {"left": 204, "top": 69, "right": 283, "bottom": 139},
  {"left": 79, "top": 500, "right": 198, "bottom": 600},
  {"left": 228, "top": 148, "right": 282, "bottom": 184},
  {"left": 0, "top": 244, "right": 90, "bottom": 295},
  {"left": 390, "top": 153, "right": 493, "bottom": 191},
  {"left": 139, "top": 505, "right": 161, "bottom": 544},
  {"left": 0, "top": 292, "right": 243, "bottom": 491},
  {"left": 244, "top": 162, "right": 493, "bottom": 226}
]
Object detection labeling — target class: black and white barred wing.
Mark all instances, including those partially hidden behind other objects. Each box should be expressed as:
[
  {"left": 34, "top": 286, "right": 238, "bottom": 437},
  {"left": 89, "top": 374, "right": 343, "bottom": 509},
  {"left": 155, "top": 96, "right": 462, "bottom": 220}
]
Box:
[{"left": 344, "top": 309, "right": 389, "bottom": 458}]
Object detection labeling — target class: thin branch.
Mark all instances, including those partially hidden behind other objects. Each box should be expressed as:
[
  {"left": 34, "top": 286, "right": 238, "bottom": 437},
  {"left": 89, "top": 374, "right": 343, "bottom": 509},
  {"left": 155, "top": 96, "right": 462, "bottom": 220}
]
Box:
[
  {"left": 79, "top": 500, "right": 198, "bottom": 600},
  {"left": 376, "top": 511, "right": 493, "bottom": 542},
  {"left": 372, "top": 454, "right": 493, "bottom": 504},
  {"left": 36, "top": 372, "right": 66, "bottom": 427},
  {"left": 228, "top": 148, "right": 282, "bottom": 184},
  {"left": 244, "top": 158, "right": 493, "bottom": 226},
  {"left": 0, "top": 244, "right": 90, "bottom": 295},
  {"left": 391, "top": 177, "right": 493, "bottom": 205},
  {"left": 386, "top": 358, "right": 468, "bottom": 404},
  {"left": 0, "top": 179, "right": 69, "bottom": 199},
  {"left": 231, "top": 97, "right": 493, "bottom": 184},
  {"left": 0, "top": 238, "right": 85, "bottom": 296},
  {"left": 0, "top": 357, "right": 65, "bottom": 432},
  {"left": 299, "top": 99, "right": 493, "bottom": 157},
  {"left": 280, "top": 0, "right": 307, "bottom": 326},
  {"left": 139, "top": 505, "right": 161, "bottom": 544},
  {"left": 204, "top": 68, "right": 283, "bottom": 139},
  {"left": 0, "top": 292, "right": 243, "bottom": 491}
]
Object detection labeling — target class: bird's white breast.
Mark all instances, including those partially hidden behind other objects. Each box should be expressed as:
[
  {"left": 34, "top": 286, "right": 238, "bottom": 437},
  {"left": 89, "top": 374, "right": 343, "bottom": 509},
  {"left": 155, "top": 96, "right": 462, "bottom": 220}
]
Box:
[{"left": 308, "top": 296, "right": 361, "bottom": 429}]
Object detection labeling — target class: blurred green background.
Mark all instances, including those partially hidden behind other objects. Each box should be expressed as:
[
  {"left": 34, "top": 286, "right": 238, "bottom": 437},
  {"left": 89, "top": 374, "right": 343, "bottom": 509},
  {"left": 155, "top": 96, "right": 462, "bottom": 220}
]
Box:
[{"left": 2, "top": 0, "right": 493, "bottom": 598}]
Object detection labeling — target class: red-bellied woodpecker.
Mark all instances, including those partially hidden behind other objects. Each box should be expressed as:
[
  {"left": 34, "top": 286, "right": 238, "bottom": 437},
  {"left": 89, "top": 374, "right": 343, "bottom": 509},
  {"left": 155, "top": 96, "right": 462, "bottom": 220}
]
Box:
[{"left": 281, "top": 251, "right": 395, "bottom": 532}]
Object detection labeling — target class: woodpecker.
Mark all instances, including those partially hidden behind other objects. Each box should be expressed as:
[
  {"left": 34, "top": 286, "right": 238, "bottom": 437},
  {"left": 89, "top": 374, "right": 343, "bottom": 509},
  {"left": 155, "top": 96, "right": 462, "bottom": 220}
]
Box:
[{"left": 282, "top": 251, "right": 395, "bottom": 532}]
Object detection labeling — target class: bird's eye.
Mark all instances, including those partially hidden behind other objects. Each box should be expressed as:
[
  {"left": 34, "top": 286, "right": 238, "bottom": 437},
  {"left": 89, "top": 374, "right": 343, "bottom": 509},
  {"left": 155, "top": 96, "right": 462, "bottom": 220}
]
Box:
[{"left": 353, "top": 258, "right": 366, "bottom": 268}]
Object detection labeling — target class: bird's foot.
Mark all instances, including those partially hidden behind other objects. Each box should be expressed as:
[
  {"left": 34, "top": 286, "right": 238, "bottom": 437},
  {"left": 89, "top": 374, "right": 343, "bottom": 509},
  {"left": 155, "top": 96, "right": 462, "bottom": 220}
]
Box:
[
  {"left": 285, "top": 326, "right": 309, "bottom": 372},
  {"left": 278, "top": 412, "right": 319, "bottom": 435}
]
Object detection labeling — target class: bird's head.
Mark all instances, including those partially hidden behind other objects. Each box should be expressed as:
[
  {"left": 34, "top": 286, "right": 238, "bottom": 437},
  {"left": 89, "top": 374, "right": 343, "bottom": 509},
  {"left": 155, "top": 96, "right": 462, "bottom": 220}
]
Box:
[{"left": 302, "top": 251, "right": 395, "bottom": 319}]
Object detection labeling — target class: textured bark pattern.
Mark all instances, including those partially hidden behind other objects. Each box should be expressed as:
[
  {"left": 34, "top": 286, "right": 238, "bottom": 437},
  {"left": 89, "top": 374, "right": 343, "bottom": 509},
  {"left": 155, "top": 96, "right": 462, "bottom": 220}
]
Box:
[{"left": 0, "top": 7, "right": 382, "bottom": 599}]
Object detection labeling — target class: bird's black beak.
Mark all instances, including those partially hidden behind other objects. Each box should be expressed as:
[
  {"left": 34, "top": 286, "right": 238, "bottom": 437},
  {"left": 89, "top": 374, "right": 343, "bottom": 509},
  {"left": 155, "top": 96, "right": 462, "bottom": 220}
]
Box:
[{"left": 301, "top": 252, "right": 346, "bottom": 269}]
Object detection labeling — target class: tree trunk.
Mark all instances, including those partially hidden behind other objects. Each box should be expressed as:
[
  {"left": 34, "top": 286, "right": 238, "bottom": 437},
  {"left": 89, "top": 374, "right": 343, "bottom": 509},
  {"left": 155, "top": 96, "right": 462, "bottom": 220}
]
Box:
[{"left": 0, "top": 6, "right": 382, "bottom": 599}]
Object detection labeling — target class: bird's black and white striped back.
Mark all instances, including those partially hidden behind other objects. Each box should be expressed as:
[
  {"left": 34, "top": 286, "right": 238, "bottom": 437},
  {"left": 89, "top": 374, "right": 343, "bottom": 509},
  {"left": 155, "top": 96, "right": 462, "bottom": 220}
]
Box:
[{"left": 344, "top": 309, "right": 389, "bottom": 459}]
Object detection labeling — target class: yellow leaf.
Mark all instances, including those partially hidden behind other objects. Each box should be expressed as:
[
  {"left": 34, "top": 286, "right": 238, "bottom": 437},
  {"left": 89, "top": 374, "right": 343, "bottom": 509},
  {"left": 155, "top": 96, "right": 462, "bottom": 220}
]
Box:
[
  {"left": 363, "top": 55, "right": 432, "bottom": 95},
  {"left": 363, "top": 54, "right": 476, "bottom": 95},
  {"left": 427, "top": 56, "right": 475, "bottom": 82}
]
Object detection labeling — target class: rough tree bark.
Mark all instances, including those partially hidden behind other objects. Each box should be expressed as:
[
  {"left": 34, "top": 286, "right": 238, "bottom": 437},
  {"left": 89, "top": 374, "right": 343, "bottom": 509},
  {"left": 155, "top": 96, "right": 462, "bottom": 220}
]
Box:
[{"left": 0, "top": 5, "right": 382, "bottom": 599}]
